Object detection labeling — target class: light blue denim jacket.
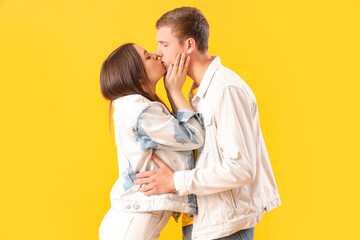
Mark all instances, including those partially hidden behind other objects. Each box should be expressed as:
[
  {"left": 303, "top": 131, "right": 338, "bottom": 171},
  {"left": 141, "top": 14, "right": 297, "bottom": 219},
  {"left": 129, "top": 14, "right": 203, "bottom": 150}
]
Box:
[{"left": 108, "top": 94, "right": 204, "bottom": 216}]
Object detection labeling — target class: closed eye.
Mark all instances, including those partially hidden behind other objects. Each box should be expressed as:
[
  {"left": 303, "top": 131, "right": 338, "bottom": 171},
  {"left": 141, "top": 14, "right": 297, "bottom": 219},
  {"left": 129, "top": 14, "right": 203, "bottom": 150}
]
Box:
[{"left": 143, "top": 50, "right": 151, "bottom": 60}]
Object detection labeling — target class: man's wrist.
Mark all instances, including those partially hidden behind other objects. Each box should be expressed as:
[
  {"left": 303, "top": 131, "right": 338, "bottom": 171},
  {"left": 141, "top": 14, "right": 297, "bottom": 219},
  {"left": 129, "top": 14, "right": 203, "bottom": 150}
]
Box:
[
  {"left": 170, "top": 171, "right": 176, "bottom": 192},
  {"left": 173, "top": 170, "right": 190, "bottom": 196}
]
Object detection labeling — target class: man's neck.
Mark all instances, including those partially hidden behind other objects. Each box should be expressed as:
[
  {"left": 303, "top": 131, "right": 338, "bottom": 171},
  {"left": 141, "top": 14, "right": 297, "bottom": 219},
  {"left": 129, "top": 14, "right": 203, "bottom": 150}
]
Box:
[{"left": 187, "top": 52, "right": 215, "bottom": 87}]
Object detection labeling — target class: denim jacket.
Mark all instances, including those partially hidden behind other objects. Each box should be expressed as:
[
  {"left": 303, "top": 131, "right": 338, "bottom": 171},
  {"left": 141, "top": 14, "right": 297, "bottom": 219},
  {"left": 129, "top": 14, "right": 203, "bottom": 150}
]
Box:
[{"left": 109, "top": 94, "right": 204, "bottom": 216}]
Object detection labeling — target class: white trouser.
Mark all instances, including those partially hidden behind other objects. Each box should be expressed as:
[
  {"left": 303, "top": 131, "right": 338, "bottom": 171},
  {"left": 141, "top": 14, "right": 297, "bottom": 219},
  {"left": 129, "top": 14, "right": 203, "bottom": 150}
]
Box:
[{"left": 99, "top": 207, "right": 172, "bottom": 240}]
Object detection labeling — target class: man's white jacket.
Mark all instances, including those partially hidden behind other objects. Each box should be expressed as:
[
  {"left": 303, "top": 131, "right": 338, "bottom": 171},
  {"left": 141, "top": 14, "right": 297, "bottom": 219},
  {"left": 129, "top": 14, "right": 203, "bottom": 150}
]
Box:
[{"left": 174, "top": 57, "right": 281, "bottom": 240}]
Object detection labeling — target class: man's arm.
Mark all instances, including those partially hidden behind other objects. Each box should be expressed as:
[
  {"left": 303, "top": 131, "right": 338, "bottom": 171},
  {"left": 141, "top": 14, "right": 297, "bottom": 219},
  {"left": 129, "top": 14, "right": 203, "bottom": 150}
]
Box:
[{"left": 135, "top": 86, "right": 257, "bottom": 196}]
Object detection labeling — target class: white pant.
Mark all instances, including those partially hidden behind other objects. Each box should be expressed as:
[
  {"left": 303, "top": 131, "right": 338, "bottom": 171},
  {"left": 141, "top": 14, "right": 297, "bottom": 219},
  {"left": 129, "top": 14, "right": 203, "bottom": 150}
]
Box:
[{"left": 99, "top": 208, "right": 172, "bottom": 240}]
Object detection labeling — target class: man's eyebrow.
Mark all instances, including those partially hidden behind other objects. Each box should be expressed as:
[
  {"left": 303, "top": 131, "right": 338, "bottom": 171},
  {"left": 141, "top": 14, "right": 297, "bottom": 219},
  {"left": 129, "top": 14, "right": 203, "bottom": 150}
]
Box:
[{"left": 157, "top": 41, "right": 168, "bottom": 44}]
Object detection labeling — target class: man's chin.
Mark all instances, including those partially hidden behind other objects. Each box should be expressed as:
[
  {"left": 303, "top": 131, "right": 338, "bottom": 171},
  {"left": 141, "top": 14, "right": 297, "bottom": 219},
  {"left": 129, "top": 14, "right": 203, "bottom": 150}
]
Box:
[
  {"left": 165, "top": 63, "right": 173, "bottom": 70},
  {"left": 162, "top": 61, "right": 171, "bottom": 69}
]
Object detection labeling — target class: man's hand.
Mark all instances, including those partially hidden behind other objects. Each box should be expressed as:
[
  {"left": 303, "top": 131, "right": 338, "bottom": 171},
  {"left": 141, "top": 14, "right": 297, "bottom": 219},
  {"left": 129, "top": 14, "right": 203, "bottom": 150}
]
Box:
[{"left": 134, "top": 154, "right": 176, "bottom": 196}]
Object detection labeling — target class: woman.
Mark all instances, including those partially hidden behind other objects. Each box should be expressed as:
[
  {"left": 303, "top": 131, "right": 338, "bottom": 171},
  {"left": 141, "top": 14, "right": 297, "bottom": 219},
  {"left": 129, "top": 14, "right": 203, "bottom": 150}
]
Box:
[{"left": 98, "top": 43, "right": 204, "bottom": 240}]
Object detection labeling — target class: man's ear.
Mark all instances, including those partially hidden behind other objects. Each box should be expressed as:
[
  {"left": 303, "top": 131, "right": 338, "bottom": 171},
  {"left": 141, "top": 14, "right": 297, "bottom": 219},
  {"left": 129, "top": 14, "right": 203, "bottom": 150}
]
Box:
[{"left": 185, "top": 38, "right": 196, "bottom": 54}]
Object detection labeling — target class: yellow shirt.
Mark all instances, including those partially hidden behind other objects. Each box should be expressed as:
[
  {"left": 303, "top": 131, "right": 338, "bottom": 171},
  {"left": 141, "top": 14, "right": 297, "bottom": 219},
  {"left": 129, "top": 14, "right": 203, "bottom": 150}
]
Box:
[
  {"left": 182, "top": 212, "right": 194, "bottom": 226},
  {"left": 182, "top": 86, "right": 199, "bottom": 227}
]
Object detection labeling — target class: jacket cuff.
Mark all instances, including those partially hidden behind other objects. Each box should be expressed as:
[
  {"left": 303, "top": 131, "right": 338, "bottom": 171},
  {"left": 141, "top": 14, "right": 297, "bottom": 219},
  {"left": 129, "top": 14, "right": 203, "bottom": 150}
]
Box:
[
  {"left": 177, "top": 109, "right": 204, "bottom": 127},
  {"left": 174, "top": 170, "right": 191, "bottom": 196}
]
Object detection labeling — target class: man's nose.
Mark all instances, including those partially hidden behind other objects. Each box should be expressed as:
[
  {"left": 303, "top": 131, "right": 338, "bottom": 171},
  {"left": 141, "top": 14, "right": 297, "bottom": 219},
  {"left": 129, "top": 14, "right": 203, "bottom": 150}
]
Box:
[{"left": 155, "top": 47, "right": 163, "bottom": 58}]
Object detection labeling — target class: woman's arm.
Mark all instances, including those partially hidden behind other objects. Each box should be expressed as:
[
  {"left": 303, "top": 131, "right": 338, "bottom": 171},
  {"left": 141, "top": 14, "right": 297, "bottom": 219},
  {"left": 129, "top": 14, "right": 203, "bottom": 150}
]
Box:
[
  {"left": 165, "top": 87, "right": 179, "bottom": 115},
  {"left": 133, "top": 101, "right": 204, "bottom": 152}
]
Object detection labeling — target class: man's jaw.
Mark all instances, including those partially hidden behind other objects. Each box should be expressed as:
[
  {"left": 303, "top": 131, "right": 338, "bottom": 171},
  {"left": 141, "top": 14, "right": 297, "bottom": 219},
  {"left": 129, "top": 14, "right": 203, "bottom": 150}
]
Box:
[{"left": 161, "top": 60, "right": 170, "bottom": 70}]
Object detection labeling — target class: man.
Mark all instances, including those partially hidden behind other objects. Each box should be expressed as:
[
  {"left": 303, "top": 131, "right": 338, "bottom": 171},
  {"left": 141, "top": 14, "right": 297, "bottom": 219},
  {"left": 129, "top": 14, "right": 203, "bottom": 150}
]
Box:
[{"left": 134, "top": 7, "right": 280, "bottom": 240}]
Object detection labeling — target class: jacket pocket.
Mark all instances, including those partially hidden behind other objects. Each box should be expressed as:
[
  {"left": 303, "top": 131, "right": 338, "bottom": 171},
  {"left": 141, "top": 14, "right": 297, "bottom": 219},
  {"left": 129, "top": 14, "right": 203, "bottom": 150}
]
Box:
[
  {"left": 219, "top": 190, "right": 239, "bottom": 220},
  {"left": 203, "top": 116, "right": 213, "bottom": 149},
  {"left": 219, "top": 190, "right": 238, "bottom": 210},
  {"left": 230, "top": 188, "right": 238, "bottom": 208},
  {"left": 203, "top": 116, "right": 220, "bottom": 163}
]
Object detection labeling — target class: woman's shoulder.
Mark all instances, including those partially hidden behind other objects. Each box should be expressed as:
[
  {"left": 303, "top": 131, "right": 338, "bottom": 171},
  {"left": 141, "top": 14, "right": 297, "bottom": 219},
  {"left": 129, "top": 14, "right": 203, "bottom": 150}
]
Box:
[
  {"left": 113, "top": 94, "right": 150, "bottom": 106},
  {"left": 113, "top": 94, "right": 154, "bottom": 112},
  {"left": 112, "top": 95, "right": 149, "bottom": 124},
  {"left": 116, "top": 94, "right": 168, "bottom": 112},
  {"left": 115, "top": 95, "right": 168, "bottom": 111},
  {"left": 112, "top": 95, "right": 170, "bottom": 125}
]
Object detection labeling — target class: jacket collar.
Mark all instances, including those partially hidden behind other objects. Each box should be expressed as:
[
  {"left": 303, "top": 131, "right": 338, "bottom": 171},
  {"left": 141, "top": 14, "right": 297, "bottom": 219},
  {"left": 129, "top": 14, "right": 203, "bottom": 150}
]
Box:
[{"left": 189, "top": 56, "right": 221, "bottom": 100}]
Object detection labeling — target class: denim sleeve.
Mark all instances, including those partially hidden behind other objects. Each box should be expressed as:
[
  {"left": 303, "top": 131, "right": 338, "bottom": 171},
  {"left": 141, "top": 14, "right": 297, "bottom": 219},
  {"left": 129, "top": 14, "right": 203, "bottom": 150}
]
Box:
[
  {"left": 177, "top": 109, "right": 204, "bottom": 127},
  {"left": 132, "top": 102, "right": 204, "bottom": 152}
]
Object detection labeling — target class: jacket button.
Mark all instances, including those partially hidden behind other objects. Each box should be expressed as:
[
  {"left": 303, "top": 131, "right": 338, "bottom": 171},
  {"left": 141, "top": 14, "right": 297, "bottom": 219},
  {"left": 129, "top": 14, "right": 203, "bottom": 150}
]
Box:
[
  {"left": 125, "top": 204, "right": 131, "bottom": 209},
  {"left": 133, "top": 203, "right": 139, "bottom": 209}
]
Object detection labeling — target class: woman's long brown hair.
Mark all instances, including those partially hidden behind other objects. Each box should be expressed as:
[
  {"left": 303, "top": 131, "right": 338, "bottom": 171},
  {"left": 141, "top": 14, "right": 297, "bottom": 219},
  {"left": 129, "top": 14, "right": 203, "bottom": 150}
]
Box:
[{"left": 100, "top": 43, "right": 165, "bottom": 131}]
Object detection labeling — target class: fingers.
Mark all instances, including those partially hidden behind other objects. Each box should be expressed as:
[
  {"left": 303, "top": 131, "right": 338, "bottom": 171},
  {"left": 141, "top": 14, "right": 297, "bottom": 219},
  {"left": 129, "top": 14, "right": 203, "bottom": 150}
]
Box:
[
  {"left": 178, "top": 52, "right": 186, "bottom": 73},
  {"left": 152, "top": 154, "right": 169, "bottom": 168},
  {"left": 138, "top": 182, "right": 158, "bottom": 196},
  {"left": 165, "top": 62, "right": 173, "bottom": 80},
  {"left": 183, "top": 55, "right": 190, "bottom": 75},
  {"left": 175, "top": 52, "right": 189, "bottom": 76},
  {"left": 172, "top": 53, "right": 181, "bottom": 74},
  {"left": 168, "top": 62, "right": 174, "bottom": 73},
  {"left": 144, "top": 189, "right": 158, "bottom": 197},
  {"left": 134, "top": 177, "right": 151, "bottom": 185},
  {"left": 135, "top": 169, "right": 156, "bottom": 179},
  {"left": 165, "top": 52, "right": 188, "bottom": 85},
  {"left": 138, "top": 184, "right": 152, "bottom": 192}
]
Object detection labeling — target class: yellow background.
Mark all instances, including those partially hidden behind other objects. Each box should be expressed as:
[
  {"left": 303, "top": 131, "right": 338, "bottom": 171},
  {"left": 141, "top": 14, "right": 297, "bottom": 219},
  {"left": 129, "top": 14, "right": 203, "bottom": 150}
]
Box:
[{"left": 1, "top": 0, "right": 359, "bottom": 239}]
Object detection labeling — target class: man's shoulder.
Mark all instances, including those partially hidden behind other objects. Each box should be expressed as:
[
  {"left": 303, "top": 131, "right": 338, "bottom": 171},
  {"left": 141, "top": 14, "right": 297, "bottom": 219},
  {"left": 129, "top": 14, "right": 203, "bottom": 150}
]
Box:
[{"left": 209, "top": 65, "right": 254, "bottom": 97}]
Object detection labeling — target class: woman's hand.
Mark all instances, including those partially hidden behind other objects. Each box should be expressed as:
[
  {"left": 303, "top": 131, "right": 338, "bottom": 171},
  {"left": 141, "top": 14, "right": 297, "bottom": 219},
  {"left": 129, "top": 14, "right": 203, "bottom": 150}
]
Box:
[
  {"left": 163, "top": 52, "right": 193, "bottom": 114},
  {"left": 164, "top": 52, "right": 190, "bottom": 94}
]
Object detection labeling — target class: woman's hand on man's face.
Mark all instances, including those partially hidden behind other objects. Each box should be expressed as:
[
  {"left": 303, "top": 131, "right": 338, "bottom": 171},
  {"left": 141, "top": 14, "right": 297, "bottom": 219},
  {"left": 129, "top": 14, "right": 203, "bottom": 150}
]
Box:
[{"left": 163, "top": 52, "right": 190, "bottom": 93}]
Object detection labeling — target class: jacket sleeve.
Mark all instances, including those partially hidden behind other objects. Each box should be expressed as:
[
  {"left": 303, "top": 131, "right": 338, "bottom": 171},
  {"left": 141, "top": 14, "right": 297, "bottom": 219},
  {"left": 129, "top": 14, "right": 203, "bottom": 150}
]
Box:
[
  {"left": 133, "top": 101, "right": 205, "bottom": 152},
  {"left": 174, "top": 86, "right": 257, "bottom": 196}
]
